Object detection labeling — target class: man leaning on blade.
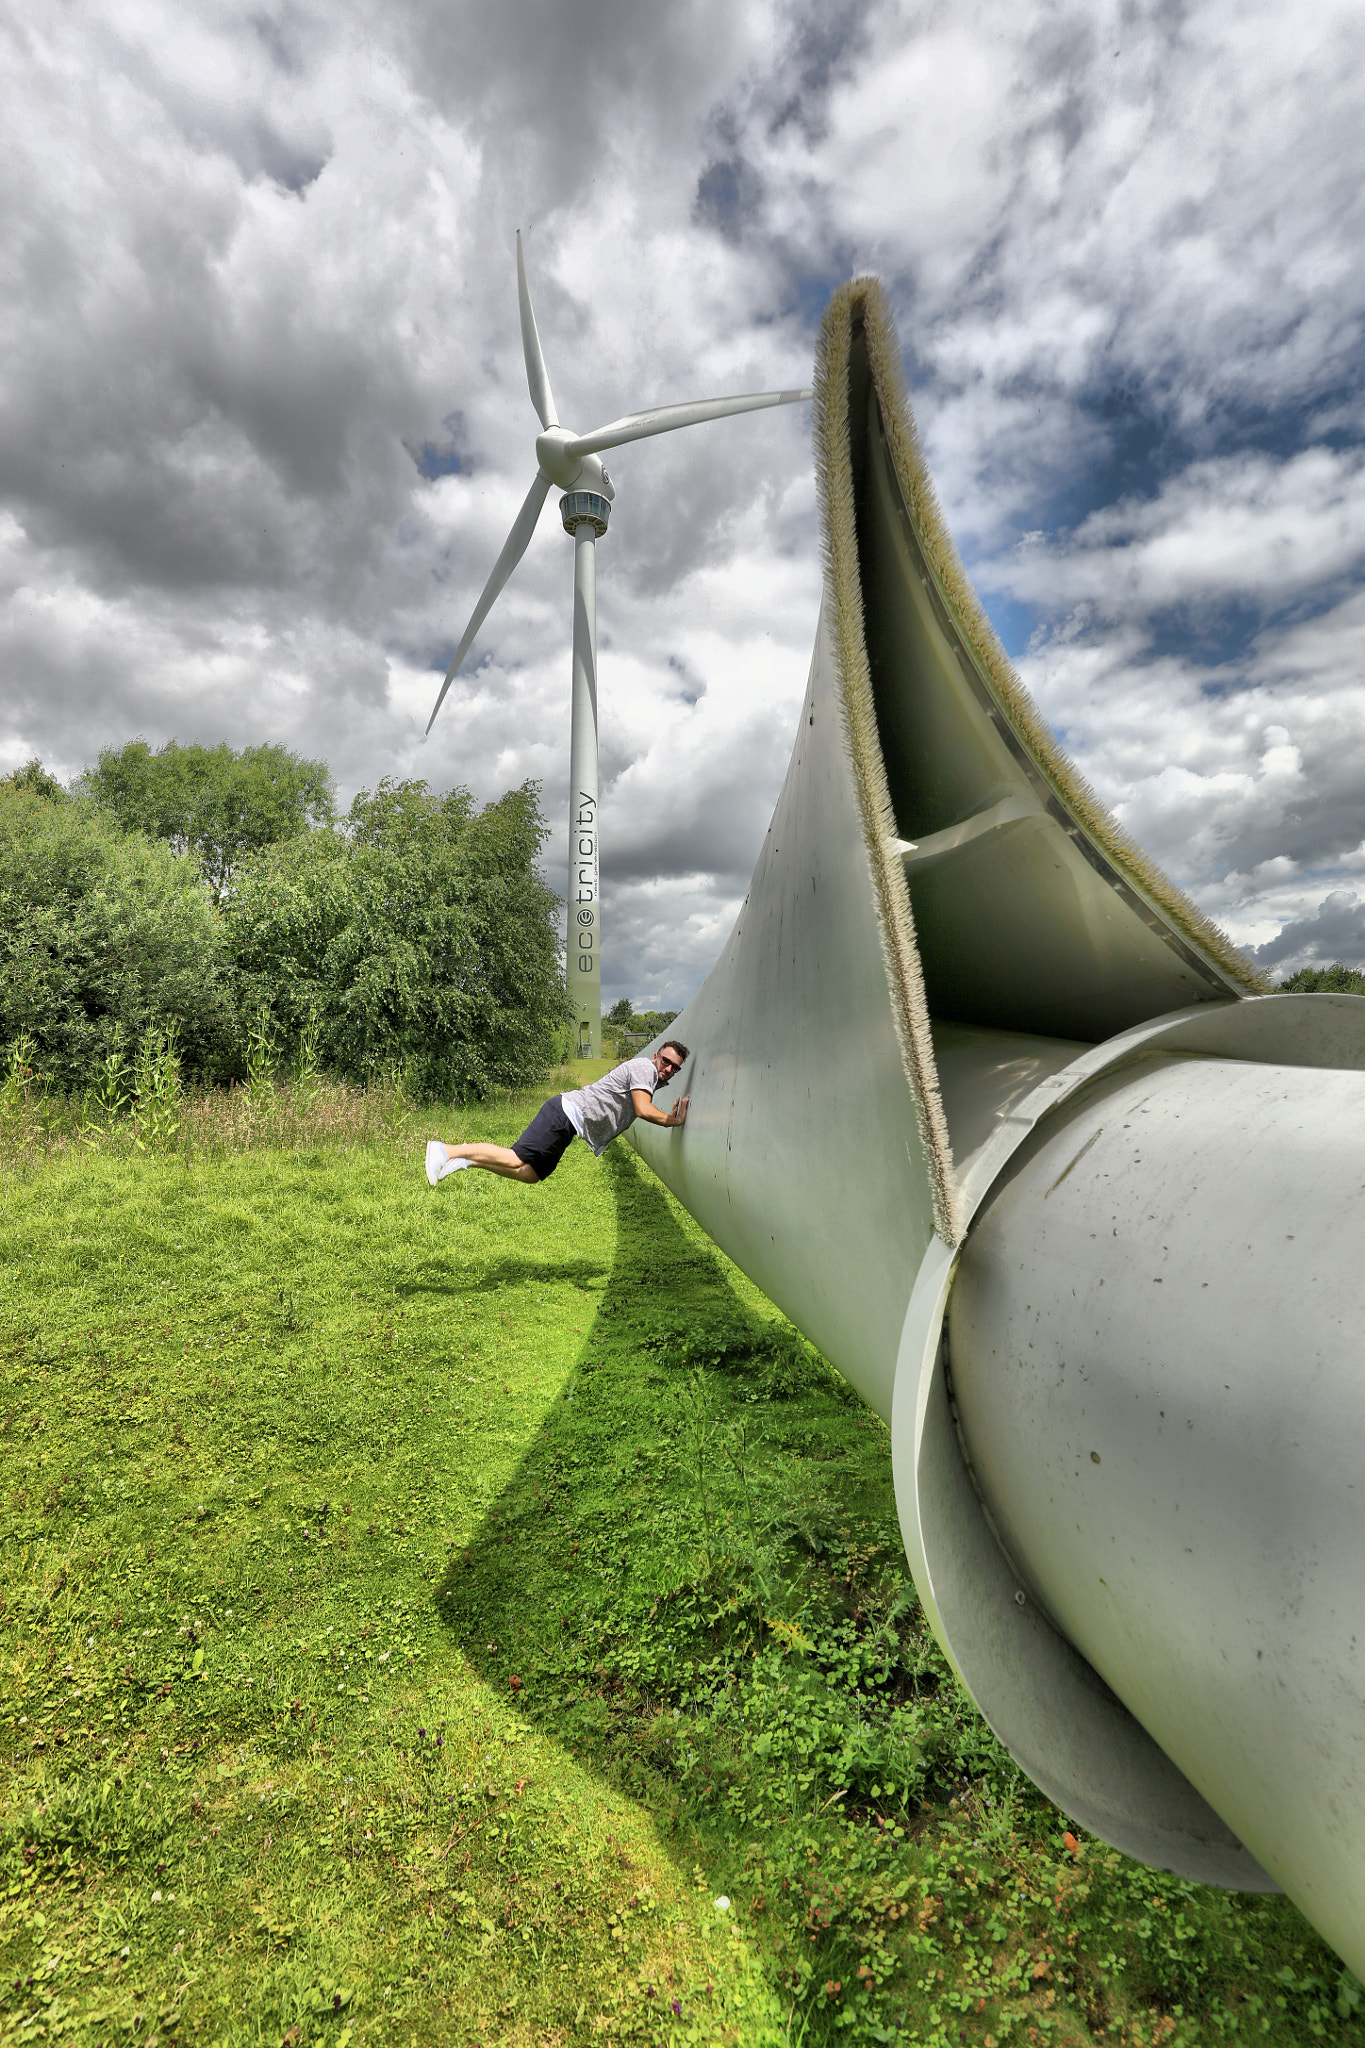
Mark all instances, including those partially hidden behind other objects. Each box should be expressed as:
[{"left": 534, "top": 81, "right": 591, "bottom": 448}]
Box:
[{"left": 424, "top": 1042, "right": 690, "bottom": 1188}]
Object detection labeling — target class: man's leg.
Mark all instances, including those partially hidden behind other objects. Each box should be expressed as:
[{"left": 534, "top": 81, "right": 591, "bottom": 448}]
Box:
[
  {"left": 428, "top": 1096, "right": 571, "bottom": 1187},
  {"left": 443, "top": 1141, "right": 539, "bottom": 1184}
]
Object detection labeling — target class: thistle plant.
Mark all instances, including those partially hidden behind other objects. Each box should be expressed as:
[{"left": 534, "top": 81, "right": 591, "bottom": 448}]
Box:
[
  {"left": 92, "top": 1026, "right": 132, "bottom": 1125},
  {"left": 293, "top": 1006, "right": 323, "bottom": 1112},
  {"left": 130, "top": 1024, "right": 183, "bottom": 1151},
  {"left": 244, "top": 1006, "right": 278, "bottom": 1122},
  {"left": 0, "top": 1032, "right": 38, "bottom": 1121}
]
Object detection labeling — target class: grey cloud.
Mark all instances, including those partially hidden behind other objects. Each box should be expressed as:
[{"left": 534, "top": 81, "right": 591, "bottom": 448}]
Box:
[
  {"left": 380, "top": 0, "right": 775, "bottom": 218},
  {"left": 604, "top": 765, "right": 788, "bottom": 889},
  {"left": 1255, "top": 890, "right": 1365, "bottom": 972},
  {"left": 598, "top": 875, "right": 748, "bottom": 1014},
  {"left": 694, "top": 156, "right": 766, "bottom": 244},
  {"left": 81, "top": 4, "right": 335, "bottom": 188}
]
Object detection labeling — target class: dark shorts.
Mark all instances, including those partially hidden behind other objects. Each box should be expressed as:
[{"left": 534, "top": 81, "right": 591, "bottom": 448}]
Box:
[{"left": 510, "top": 1096, "right": 577, "bottom": 1181}]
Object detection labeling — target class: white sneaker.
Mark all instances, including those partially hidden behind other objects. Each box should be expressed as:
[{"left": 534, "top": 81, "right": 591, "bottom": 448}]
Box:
[
  {"left": 425, "top": 1140, "right": 448, "bottom": 1186},
  {"left": 440, "top": 1158, "right": 471, "bottom": 1177}
]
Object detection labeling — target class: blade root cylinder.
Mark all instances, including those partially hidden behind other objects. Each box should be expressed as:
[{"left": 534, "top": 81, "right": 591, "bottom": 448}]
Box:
[{"left": 949, "top": 1049, "right": 1365, "bottom": 1968}]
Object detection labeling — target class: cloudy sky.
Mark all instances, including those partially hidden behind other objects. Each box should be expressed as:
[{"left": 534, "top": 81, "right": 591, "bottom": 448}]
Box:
[{"left": 5, "top": 0, "right": 1365, "bottom": 1006}]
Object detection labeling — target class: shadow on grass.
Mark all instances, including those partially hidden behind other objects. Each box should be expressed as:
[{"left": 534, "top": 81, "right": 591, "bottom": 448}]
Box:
[
  {"left": 438, "top": 1136, "right": 868, "bottom": 1648},
  {"left": 400, "top": 1253, "right": 612, "bottom": 1299},
  {"left": 438, "top": 1143, "right": 781, "bottom": 1708},
  {"left": 435, "top": 1146, "right": 912, "bottom": 2033}
]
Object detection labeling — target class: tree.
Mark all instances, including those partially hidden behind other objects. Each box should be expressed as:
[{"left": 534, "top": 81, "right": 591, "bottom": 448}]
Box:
[
  {"left": 606, "top": 997, "right": 634, "bottom": 1027},
  {"left": 76, "top": 739, "right": 334, "bottom": 903},
  {"left": 0, "top": 786, "right": 239, "bottom": 1089},
  {"left": 1278, "top": 963, "right": 1365, "bottom": 993},
  {"left": 2, "top": 759, "right": 67, "bottom": 801},
  {"left": 227, "top": 778, "right": 570, "bottom": 1098}
]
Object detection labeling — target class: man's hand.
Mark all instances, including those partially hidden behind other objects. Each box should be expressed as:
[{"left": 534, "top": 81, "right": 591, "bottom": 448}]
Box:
[{"left": 631, "top": 1088, "right": 690, "bottom": 1129}]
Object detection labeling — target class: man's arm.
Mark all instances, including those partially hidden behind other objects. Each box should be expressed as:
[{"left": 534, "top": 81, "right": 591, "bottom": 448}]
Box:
[{"left": 632, "top": 1089, "right": 689, "bottom": 1128}]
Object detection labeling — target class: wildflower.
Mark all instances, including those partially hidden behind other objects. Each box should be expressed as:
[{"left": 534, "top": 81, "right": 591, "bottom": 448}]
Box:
[
  {"left": 671, "top": 2000, "right": 682, "bottom": 2017},
  {"left": 714, "top": 1895, "right": 730, "bottom": 1912}
]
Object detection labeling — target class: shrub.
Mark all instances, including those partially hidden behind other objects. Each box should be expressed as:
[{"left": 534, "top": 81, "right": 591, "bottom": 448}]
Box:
[
  {"left": 226, "top": 777, "right": 570, "bottom": 1099},
  {"left": 0, "top": 789, "right": 240, "bottom": 1090},
  {"left": 1278, "top": 962, "right": 1365, "bottom": 993}
]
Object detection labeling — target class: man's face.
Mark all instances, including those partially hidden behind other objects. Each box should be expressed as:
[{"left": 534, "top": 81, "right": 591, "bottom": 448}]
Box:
[{"left": 654, "top": 1045, "right": 684, "bottom": 1083}]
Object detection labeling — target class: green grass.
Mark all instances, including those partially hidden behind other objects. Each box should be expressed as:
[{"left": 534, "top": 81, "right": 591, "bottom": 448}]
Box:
[{"left": 0, "top": 1078, "right": 1361, "bottom": 2047}]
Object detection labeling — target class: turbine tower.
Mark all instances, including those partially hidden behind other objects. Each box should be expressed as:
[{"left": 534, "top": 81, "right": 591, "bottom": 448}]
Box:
[{"left": 425, "top": 233, "right": 811, "bottom": 1057}]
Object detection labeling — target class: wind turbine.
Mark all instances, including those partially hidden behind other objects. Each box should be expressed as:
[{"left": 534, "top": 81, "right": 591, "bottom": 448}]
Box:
[{"left": 425, "top": 232, "right": 812, "bottom": 1057}]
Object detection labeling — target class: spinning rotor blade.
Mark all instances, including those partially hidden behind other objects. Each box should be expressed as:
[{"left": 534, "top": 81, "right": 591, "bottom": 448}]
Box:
[
  {"left": 425, "top": 469, "right": 552, "bottom": 736},
  {"left": 564, "top": 386, "right": 812, "bottom": 460},
  {"left": 516, "top": 230, "right": 559, "bottom": 430}
]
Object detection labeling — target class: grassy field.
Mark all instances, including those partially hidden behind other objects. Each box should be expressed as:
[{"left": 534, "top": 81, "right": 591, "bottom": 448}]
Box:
[{"left": 0, "top": 1071, "right": 1361, "bottom": 2047}]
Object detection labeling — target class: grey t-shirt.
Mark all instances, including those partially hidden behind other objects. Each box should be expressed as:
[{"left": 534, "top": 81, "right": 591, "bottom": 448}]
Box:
[{"left": 560, "top": 1057, "right": 658, "bottom": 1157}]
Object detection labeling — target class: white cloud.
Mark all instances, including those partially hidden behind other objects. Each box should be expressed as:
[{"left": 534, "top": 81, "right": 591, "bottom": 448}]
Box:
[
  {"left": 992, "top": 449, "right": 1365, "bottom": 619},
  {"left": 1016, "top": 584, "right": 1365, "bottom": 963}
]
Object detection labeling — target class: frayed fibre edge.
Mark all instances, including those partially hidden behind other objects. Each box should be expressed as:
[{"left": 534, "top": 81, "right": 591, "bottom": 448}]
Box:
[{"left": 814, "top": 285, "right": 965, "bottom": 1247}]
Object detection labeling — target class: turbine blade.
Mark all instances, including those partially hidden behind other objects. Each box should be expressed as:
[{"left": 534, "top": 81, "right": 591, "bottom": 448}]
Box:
[
  {"left": 516, "top": 230, "right": 559, "bottom": 430},
  {"left": 563, "top": 387, "right": 812, "bottom": 460},
  {"left": 424, "top": 470, "right": 552, "bottom": 736}
]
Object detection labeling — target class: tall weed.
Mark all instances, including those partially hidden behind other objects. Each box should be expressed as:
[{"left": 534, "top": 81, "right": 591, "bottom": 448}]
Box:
[
  {"left": 0, "top": 1033, "right": 46, "bottom": 1159},
  {"left": 89, "top": 1024, "right": 133, "bottom": 1124},
  {"left": 0, "top": 1032, "right": 38, "bottom": 1120},
  {"left": 292, "top": 1005, "right": 323, "bottom": 1112},
  {"left": 130, "top": 1024, "right": 184, "bottom": 1151},
  {"left": 244, "top": 1005, "right": 278, "bottom": 1125}
]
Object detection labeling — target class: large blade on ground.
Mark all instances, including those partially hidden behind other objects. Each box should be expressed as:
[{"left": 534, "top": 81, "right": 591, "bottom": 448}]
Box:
[
  {"left": 563, "top": 386, "right": 812, "bottom": 459},
  {"left": 517, "top": 230, "right": 559, "bottom": 430},
  {"left": 424, "top": 470, "right": 552, "bottom": 736}
]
